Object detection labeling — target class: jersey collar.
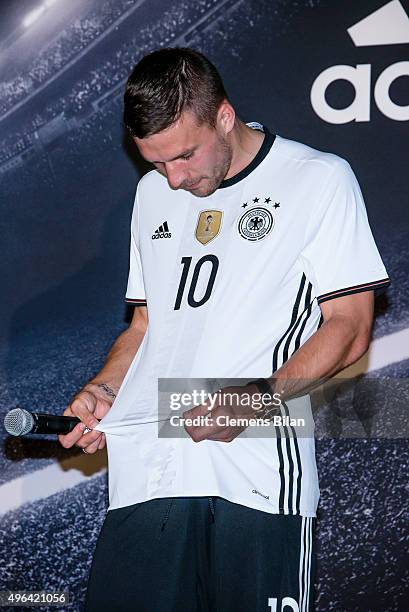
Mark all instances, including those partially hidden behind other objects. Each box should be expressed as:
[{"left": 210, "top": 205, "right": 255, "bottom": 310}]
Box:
[{"left": 218, "top": 126, "right": 276, "bottom": 189}]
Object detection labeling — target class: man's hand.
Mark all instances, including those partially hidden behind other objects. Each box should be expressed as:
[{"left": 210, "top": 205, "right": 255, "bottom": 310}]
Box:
[
  {"left": 183, "top": 384, "right": 278, "bottom": 443},
  {"left": 57, "top": 306, "right": 147, "bottom": 454},
  {"left": 183, "top": 292, "right": 376, "bottom": 444},
  {"left": 58, "top": 383, "right": 115, "bottom": 454}
]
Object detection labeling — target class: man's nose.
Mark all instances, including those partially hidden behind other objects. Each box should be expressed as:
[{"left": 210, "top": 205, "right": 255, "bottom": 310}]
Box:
[{"left": 165, "top": 164, "right": 186, "bottom": 190}]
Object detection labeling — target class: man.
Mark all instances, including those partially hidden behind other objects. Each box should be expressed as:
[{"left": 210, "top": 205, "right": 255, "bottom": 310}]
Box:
[{"left": 59, "top": 48, "right": 390, "bottom": 611}]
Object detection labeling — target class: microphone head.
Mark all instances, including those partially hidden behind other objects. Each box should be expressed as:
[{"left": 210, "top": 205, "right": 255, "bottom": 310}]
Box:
[{"left": 4, "top": 408, "right": 34, "bottom": 436}]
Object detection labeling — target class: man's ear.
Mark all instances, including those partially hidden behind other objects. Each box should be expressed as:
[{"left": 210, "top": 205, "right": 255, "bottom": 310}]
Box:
[{"left": 217, "top": 100, "right": 235, "bottom": 136}]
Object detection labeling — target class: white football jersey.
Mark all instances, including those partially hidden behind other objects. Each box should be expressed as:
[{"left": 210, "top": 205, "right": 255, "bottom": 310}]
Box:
[{"left": 95, "top": 125, "right": 390, "bottom": 517}]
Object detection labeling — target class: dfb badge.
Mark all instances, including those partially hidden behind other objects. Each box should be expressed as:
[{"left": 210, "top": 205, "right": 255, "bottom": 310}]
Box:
[{"left": 238, "top": 207, "right": 274, "bottom": 241}]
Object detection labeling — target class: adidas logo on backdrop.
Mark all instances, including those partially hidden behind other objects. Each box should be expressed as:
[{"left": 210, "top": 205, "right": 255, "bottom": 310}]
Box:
[
  {"left": 152, "top": 221, "right": 172, "bottom": 239},
  {"left": 311, "top": 0, "right": 409, "bottom": 123}
]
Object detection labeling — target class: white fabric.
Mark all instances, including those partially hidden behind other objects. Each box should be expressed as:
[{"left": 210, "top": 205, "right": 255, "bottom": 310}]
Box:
[{"left": 95, "top": 129, "right": 389, "bottom": 517}]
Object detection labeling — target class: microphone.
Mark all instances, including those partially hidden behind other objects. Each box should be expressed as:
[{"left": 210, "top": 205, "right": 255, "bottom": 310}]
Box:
[{"left": 4, "top": 408, "right": 82, "bottom": 436}]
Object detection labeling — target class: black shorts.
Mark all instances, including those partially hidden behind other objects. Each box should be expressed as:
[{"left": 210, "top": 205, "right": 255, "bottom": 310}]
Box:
[{"left": 84, "top": 497, "right": 316, "bottom": 612}]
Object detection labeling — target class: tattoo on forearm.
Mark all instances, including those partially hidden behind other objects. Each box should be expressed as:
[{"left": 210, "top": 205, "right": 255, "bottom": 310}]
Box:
[{"left": 96, "top": 383, "right": 117, "bottom": 400}]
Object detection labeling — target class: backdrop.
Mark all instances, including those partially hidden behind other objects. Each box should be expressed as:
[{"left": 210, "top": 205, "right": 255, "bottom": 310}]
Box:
[{"left": 0, "top": 0, "right": 408, "bottom": 610}]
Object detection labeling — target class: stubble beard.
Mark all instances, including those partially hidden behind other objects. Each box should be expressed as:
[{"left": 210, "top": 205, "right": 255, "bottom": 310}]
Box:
[{"left": 191, "top": 136, "right": 233, "bottom": 198}]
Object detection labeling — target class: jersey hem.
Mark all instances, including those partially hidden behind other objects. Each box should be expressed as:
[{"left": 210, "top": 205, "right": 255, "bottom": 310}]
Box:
[
  {"left": 107, "top": 491, "right": 317, "bottom": 518},
  {"left": 125, "top": 297, "right": 147, "bottom": 306},
  {"left": 317, "top": 277, "right": 390, "bottom": 304}
]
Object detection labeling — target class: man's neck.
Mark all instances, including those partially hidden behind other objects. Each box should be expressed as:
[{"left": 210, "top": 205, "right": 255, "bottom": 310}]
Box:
[{"left": 224, "top": 120, "right": 265, "bottom": 181}]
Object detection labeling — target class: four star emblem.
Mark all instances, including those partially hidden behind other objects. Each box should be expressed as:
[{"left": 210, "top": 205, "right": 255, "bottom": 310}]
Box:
[{"left": 242, "top": 197, "right": 280, "bottom": 209}]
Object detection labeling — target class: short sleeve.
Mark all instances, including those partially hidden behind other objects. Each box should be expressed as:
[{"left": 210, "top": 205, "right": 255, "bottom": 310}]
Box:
[
  {"left": 125, "top": 184, "right": 147, "bottom": 307},
  {"left": 300, "top": 160, "right": 390, "bottom": 305}
]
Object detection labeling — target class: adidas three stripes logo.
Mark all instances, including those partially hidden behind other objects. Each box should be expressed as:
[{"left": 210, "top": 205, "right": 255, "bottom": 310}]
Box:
[{"left": 152, "top": 221, "right": 172, "bottom": 239}]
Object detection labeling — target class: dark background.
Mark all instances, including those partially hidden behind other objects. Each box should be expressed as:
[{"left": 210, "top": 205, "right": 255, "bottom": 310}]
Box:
[{"left": 0, "top": 1, "right": 408, "bottom": 610}]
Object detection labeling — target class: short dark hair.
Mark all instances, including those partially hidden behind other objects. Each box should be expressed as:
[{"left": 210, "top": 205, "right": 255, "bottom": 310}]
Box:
[{"left": 123, "top": 47, "right": 229, "bottom": 139}]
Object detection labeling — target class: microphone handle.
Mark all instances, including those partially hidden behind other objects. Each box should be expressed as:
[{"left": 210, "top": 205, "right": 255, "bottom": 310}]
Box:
[{"left": 32, "top": 413, "right": 81, "bottom": 434}]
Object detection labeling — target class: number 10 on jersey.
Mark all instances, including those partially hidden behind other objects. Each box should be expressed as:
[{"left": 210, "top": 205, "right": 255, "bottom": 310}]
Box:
[{"left": 174, "top": 255, "right": 219, "bottom": 310}]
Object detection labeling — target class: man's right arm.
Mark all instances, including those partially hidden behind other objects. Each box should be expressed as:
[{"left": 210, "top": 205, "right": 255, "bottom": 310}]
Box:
[{"left": 58, "top": 306, "right": 148, "bottom": 453}]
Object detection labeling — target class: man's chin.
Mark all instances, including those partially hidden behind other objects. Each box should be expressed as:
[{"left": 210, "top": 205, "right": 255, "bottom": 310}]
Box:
[{"left": 188, "top": 181, "right": 219, "bottom": 198}]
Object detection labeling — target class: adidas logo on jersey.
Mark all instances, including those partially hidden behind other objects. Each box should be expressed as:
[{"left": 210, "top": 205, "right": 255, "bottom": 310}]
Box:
[{"left": 152, "top": 221, "right": 172, "bottom": 239}]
